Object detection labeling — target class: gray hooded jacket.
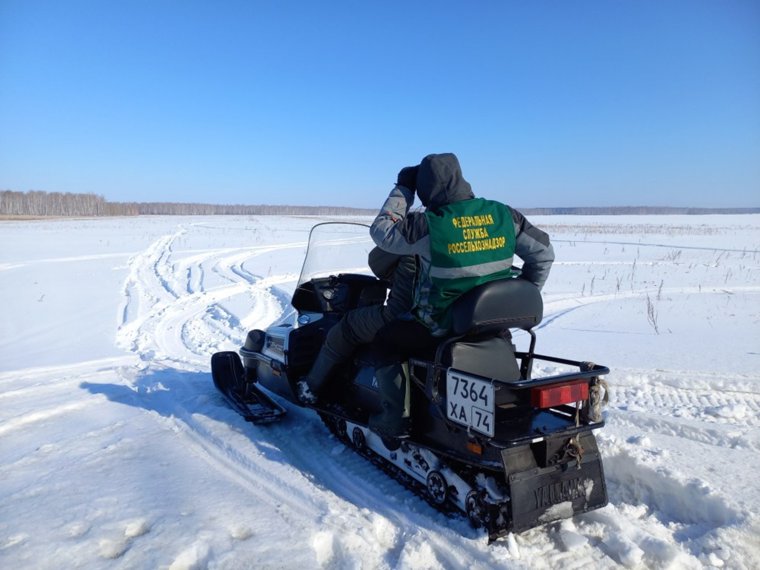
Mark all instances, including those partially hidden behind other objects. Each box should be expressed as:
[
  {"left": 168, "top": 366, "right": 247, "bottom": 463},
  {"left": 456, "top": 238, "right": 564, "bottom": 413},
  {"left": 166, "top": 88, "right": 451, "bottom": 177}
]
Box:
[{"left": 370, "top": 153, "right": 555, "bottom": 334}]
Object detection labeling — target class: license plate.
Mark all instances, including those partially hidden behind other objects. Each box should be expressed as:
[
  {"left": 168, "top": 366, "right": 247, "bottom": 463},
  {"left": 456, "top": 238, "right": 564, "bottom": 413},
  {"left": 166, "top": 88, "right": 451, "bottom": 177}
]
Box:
[{"left": 446, "top": 369, "right": 495, "bottom": 437}]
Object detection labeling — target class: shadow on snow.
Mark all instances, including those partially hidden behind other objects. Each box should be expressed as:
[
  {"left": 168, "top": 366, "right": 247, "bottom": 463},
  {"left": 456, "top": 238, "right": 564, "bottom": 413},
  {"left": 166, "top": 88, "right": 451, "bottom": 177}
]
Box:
[{"left": 79, "top": 365, "right": 478, "bottom": 543}]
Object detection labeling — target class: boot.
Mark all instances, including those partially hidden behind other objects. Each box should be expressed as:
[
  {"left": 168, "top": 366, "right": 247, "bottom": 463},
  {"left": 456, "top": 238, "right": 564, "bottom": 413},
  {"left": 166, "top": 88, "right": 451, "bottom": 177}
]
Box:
[
  {"left": 299, "top": 320, "right": 354, "bottom": 403},
  {"left": 368, "top": 362, "right": 411, "bottom": 438},
  {"left": 298, "top": 346, "right": 338, "bottom": 403}
]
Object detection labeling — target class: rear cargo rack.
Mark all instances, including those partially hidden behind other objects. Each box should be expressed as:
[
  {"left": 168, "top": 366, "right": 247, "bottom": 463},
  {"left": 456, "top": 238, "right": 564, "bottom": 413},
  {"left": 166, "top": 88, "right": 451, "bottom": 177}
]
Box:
[
  {"left": 510, "top": 353, "right": 609, "bottom": 388},
  {"left": 411, "top": 352, "right": 609, "bottom": 443}
]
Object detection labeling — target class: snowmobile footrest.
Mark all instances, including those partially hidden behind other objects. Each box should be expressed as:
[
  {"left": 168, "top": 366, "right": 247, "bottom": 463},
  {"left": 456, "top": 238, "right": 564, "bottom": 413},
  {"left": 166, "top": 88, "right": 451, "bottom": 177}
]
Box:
[{"left": 211, "top": 351, "right": 287, "bottom": 424}]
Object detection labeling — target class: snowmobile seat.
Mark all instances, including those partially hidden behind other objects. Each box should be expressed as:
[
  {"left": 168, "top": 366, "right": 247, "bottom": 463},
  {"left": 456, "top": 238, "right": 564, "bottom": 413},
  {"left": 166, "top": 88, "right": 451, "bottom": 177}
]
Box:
[
  {"left": 372, "top": 278, "right": 542, "bottom": 385},
  {"left": 449, "top": 277, "right": 543, "bottom": 337},
  {"left": 440, "top": 278, "right": 542, "bottom": 382},
  {"left": 374, "top": 278, "right": 542, "bottom": 360}
]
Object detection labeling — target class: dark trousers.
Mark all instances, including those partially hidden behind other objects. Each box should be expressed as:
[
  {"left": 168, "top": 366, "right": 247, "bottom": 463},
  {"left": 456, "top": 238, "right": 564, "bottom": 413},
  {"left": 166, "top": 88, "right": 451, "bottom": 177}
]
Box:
[{"left": 307, "top": 255, "right": 417, "bottom": 393}]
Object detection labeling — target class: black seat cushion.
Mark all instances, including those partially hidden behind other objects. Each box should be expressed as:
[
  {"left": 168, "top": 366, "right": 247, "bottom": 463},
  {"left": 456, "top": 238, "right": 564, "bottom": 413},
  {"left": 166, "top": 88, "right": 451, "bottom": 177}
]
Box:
[
  {"left": 442, "top": 335, "right": 521, "bottom": 383},
  {"left": 450, "top": 278, "right": 543, "bottom": 336}
]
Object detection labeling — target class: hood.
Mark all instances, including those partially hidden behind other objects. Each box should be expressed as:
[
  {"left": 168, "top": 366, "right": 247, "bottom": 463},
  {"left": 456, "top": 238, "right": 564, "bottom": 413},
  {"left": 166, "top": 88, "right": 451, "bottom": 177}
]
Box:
[{"left": 416, "top": 153, "right": 474, "bottom": 211}]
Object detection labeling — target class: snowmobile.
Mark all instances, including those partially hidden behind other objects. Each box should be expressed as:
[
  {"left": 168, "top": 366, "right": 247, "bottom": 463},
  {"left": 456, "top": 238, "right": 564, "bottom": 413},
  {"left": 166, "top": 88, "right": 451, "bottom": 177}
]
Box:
[{"left": 211, "top": 222, "right": 609, "bottom": 541}]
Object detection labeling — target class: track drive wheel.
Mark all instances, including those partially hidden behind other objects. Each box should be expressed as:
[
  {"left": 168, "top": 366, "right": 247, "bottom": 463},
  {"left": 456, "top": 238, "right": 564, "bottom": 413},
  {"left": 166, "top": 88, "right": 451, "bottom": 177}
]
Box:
[
  {"left": 465, "top": 490, "right": 487, "bottom": 528},
  {"left": 336, "top": 419, "right": 348, "bottom": 441},
  {"left": 426, "top": 470, "right": 448, "bottom": 505},
  {"left": 352, "top": 427, "right": 366, "bottom": 451}
]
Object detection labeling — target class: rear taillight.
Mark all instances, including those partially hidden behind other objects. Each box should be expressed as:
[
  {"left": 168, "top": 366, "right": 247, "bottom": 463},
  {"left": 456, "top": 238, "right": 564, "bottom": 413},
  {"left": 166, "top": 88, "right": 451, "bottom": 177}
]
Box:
[{"left": 531, "top": 380, "right": 589, "bottom": 408}]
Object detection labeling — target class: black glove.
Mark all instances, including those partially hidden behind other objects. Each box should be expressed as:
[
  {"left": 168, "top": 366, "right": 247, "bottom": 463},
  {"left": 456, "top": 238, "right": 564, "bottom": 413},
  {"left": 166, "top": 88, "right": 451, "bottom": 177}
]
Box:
[{"left": 396, "top": 166, "right": 418, "bottom": 192}]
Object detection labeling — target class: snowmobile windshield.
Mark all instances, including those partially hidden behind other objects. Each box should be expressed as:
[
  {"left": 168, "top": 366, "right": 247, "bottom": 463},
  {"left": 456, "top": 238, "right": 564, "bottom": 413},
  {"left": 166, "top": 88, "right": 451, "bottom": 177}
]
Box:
[{"left": 297, "top": 222, "right": 376, "bottom": 286}]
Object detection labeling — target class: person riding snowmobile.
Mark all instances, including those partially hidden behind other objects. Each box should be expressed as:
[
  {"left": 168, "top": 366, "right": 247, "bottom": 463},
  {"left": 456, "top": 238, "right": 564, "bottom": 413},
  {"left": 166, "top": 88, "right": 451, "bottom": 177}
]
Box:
[
  {"left": 367, "top": 152, "right": 555, "bottom": 436},
  {"left": 301, "top": 152, "right": 554, "bottom": 438}
]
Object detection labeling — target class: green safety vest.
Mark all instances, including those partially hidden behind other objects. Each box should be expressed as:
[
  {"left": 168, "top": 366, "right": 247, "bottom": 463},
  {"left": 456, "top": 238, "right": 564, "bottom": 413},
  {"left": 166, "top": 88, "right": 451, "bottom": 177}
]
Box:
[{"left": 424, "top": 198, "right": 516, "bottom": 329}]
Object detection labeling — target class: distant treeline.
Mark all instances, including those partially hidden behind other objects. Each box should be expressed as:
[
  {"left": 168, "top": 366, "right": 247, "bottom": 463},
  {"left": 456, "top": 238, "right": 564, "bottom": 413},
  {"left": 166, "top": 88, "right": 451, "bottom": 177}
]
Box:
[
  {"left": 0, "top": 190, "right": 374, "bottom": 217},
  {"left": 519, "top": 206, "right": 760, "bottom": 215},
  {"left": 1, "top": 190, "right": 758, "bottom": 218}
]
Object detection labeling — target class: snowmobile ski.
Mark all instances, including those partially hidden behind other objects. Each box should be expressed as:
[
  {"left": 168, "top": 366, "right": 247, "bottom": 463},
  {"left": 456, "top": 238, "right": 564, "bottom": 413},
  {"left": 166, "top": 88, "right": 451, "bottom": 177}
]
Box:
[{"left": 211, "top": 351, "right": 286, "bottom": 424}]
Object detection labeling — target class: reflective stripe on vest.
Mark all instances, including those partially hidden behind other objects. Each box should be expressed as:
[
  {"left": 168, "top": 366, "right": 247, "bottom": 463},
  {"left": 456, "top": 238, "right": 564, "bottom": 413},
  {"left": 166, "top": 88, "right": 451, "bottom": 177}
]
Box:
[{"left": 429, "top": 257, "right": 514, "bottom": 279}]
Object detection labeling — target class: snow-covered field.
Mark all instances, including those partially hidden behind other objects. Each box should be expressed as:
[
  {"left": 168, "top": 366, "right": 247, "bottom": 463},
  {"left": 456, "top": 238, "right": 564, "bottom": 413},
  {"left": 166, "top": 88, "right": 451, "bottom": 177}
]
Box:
[{"left": 1, "top": 214, "right": 759, "bottom": 569}]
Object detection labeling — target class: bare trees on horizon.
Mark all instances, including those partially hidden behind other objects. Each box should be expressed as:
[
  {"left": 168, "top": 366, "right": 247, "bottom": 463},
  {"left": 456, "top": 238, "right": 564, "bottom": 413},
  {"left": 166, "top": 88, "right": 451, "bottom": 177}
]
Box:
[
  {"left": 2, "top": 189, "right": 758, "bottom": 218},
  {"left": 0, "top": 190, "right": 375, "bottom": 217}
]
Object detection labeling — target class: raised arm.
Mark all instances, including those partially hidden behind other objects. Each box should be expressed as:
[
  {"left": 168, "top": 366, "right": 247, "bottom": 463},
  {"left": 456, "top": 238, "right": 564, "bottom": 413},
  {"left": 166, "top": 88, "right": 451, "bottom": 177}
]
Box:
[{"left": 370, "top": 169, "right": 430, "bottom": 256}]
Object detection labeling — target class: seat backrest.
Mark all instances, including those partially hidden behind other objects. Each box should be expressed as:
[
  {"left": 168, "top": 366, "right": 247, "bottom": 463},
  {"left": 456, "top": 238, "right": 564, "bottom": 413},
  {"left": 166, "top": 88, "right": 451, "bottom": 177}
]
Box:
[{"left": 449, "top": 278, "right": 543, "bottom": 336}]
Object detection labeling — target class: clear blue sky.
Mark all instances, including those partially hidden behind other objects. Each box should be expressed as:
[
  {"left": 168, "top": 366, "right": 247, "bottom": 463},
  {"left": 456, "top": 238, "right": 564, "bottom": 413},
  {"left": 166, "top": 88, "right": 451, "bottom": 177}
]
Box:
[{"left": 1, "top": 0, "right": 758, "bottom": 209}]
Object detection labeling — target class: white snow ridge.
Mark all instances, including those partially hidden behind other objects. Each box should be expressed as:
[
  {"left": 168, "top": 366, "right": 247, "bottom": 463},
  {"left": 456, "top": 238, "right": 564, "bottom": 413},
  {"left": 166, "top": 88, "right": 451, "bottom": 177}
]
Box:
[{"left": 1, "top": 214, "right": 760, "bottom": 569}]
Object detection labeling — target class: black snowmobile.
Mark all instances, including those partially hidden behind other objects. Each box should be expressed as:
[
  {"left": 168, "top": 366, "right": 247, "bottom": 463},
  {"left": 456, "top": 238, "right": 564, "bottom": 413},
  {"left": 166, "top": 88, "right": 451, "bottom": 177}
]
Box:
[{"left": 211, "top": 222, "right": 610, "bottom": 541}]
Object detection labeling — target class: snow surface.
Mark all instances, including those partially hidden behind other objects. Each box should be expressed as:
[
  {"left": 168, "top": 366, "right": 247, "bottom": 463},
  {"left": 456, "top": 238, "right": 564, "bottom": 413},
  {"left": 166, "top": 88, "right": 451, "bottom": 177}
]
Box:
[{"left": 1, "top": 214, "right": 759, "bottom": 569}]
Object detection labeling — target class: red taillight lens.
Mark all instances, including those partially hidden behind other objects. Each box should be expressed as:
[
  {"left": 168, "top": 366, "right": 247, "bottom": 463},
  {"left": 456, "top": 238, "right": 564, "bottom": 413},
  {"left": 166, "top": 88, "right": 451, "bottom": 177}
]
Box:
[{"left": 531, "top": 380, "right": 589, "bottom": 408}]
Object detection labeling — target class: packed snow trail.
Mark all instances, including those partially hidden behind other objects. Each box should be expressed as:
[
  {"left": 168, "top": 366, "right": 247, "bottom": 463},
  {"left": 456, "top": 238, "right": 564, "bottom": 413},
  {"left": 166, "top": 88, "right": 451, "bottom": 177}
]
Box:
[
  {"left": 116, "top": 224, "right": 301, "bottom": 367},
  {"left": 1, "top": 215, "right": 760, "bottom": 569}
]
